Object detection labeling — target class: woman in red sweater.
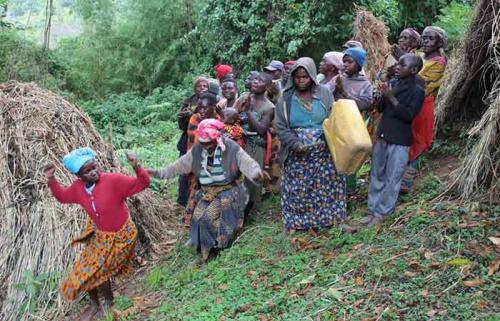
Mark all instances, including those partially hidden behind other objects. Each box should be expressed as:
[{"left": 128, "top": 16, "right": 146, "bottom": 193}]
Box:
[{"left": 43, "top": 147, "right": 150, "bottom": 321}]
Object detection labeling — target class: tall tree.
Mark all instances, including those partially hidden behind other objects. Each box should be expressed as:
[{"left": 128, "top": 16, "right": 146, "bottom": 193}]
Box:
[
  {"left": 1, "top": 0, "right": 8, "bottom": 18},
  {"left": 43, "top": 0, "right": 53, "bottom": 50}
]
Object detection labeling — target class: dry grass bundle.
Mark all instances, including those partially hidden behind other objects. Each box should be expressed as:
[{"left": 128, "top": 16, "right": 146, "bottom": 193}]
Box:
[
  {"left": 352, "top": 6, "right": 391, "bottom": 82},
  {"left": 436, "top": 0, "right": 497, "bottom": 123},
  {"left": 437, "top": 0, "right": 500, "bottom": 202},
  {"left": 0, "top": 82, "right": 177, "bottom": 320}
]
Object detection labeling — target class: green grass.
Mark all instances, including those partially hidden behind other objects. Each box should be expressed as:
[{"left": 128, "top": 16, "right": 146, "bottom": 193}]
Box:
[
  {"left": 83, "top": 100, "right": 498, "bottom": 321},
  {"left": 130, "top": 181, "right": 500, "bottom": 321}
]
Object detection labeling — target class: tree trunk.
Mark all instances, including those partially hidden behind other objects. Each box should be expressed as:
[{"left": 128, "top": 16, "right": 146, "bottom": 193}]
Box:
[
  {"left": 43, "top": 0, "right": 53, "bottom": 50},
  {"left": 1, "top": 1, "right": 8, "bottom": 18}
]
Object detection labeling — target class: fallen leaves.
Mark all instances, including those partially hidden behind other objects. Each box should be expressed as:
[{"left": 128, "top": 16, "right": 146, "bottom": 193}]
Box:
[
  {"left": 474, "top": 301, "right": 489, "bottom": 310},
  {"left": 217, "top": 284, "right": 228, "bottom": 291},
  {"left": 447, "top": 258, "right": 472, "bottom": 267},
  {"left": 298, "top": 274, "right": 316, "bottom": 287},
  {"left": 487, "top": 260, "right": 500, "bottom": 275},
  {"left": 463, "top": 279, "right": 485, "bottom": 287},
  {"left": 488, "top": 236, "right": 500, "bottom": 247},
  {"left": 427, "top": 308, "right": 447, "bottom": 317},
  {"left": 408, "top": 260, "right": 421, "bottom": 271},
  {"left": 291, "top": 237, "right": 322, "bottom": 251},
  {"left": 326, "top": 287, "right": 343, "bottom": 301},
  {"left": 353, "top": 243, "right": 364, "bottom": 251}
]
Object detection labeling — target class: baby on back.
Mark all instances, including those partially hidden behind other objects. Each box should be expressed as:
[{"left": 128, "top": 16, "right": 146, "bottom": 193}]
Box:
[{"left": 222, "top": 107, "right": 245, "bottom": 148}]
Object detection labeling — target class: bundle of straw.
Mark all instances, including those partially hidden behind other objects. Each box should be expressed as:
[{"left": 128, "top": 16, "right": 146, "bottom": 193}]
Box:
[
  {"left": 437, "top": 0, "right": 499, "bottom": 202},
  {"left": 352, "top": 6, "right": 391, "bottom": 82},
  {"left": 0, "top": 82, "right": 176, "bottom": 320}
]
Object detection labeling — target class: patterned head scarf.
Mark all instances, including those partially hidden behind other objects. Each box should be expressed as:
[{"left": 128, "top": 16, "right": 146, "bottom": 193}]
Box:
[
  {"left": 197, "top": 119, "right": 226, "bottom": 151},
  {"left": 423, "top": 26, "right": 448, "bottom": 55},
  {"left": 63, "top": 147, "right": 96, "bottom": 174},
  {"left": 323, "top": 51, "right": 344, "bottom": 71},
  {"left": 193, "top": 76, "right": 209, "bottom": 93},
  {"left": 401, "top": 28, "right": 421, "bottom": 49},
  {"left": 343, "top": 40, "right": 364, "bottom": 49}
]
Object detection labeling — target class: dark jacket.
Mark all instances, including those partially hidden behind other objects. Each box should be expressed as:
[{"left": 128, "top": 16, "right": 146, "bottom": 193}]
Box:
[
  {"left": 376, "top": 77, "right": 425, "bottom": 146},
  {"left": 275, "top": 57, "right": 334, "bottom": 166},
  {"left": 177, "top": 94, "right": 197, "bottom": 153}
]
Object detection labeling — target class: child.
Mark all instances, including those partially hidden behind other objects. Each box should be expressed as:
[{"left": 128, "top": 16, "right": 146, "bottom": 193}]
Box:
[
  {"left": 334, "top": 47, "right": 373, "bottom": 111},
  {"left": 361, "top": 53, "right": 425, "bottom": 226},
  {"left": 236, "top": 72, "right": 275, "bottom": 211},
  {"left": 401, "top": 26, "right": 448, "bottom": 193},
  {"left": 42, "top": 148, "right": 150, "bottom": 321},
  {"left": 222, "top": 107, "right": 245, "bottom": 148},
  {"left": 334, "top": 47, "right": 374, "bottom": 193}
]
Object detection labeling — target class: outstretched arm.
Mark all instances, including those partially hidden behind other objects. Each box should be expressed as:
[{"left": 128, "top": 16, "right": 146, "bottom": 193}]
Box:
[
  {"left": 43, "top": 164, "right": 79, "bottom": 204},
  {"left": 149, "top": 151, "right": 193, "bottom": 180},
  {"left": 236, "top": 148, "right": 270, "bottom": 182},
  {"left": 116, "top": 152, "right": 151, "bottom": 198}
]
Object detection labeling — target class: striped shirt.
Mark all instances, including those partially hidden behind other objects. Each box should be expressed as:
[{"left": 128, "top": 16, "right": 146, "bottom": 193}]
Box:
[{"left": 199, "top": 147, "right": 229, "bottom": 186}]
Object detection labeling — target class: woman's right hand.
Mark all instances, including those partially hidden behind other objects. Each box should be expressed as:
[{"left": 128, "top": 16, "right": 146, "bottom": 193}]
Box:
[
  {"left": 391, "top": 44, "right": 404, "bottom": 60},
  {"left": 294, "top": 144, "right": 308, "bottom": 154},
  {"left": 254, "top": 170, "right": 271, "bottom": 182},
  {"left": 42, "top": 164, "right": 56, "bottom": 179}
]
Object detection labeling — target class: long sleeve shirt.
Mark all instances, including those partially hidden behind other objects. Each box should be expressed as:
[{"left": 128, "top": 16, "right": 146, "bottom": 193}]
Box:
[
  {"left": 335, "top": 74, "right": 373, "bottom": 111},
  {"left": 48, "top": 167, "right": 150, "bottom": 232},
  {"left": 376, "top": 78, "right": 425, "bottom": 146},
  {"left": 156, "top": 147, "right": 261, "bottom": 182}
]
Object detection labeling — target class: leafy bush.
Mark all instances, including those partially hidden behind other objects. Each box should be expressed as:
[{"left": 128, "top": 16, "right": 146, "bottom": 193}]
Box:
[
  {"left": 81, "top": 86, "right": 189, "bottom": 139},
  {"left": 434, "top": 1, "right": 473, "bottom": 48},
  {"left": 0, "top": 30, "right": 65, "bottom": 89}
]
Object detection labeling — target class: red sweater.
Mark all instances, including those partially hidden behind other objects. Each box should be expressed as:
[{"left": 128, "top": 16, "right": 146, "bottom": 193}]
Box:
[{"left": 48, "top": 167, "right": 150, "bottom": 232}]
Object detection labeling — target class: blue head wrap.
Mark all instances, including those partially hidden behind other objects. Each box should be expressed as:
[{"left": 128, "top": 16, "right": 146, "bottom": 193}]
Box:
[
  {"left": 62, "top": 147, "right": 96, "bottom": 174},
  {"left": 344, "top": 47, "right": 367, "bottom": 68}
]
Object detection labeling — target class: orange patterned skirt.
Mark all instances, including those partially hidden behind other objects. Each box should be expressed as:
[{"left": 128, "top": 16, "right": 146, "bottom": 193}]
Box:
[{"left": 60, "top": 217, "right": 137, "bottom": 301}]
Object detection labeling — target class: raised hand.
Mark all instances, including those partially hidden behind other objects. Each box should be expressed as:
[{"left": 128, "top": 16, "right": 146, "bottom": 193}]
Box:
[
  {"left": 391, "top": 44, "right": 404, "bottom": 60},
  {"left": 126, "top": 152, "right": 139, "bottom": 168},
  {"left": 42, "top": 164, "right": 56, "bottom": 179}
]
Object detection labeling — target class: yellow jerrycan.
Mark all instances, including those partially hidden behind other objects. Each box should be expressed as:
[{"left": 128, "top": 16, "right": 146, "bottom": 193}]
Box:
[{"left": 323, "top": 99, "right": 372, "bottom": 175}]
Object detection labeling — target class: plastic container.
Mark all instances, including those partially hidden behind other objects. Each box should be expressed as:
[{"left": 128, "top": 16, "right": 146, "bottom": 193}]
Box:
[{"left": 323, "top": 99, "right": 372, "bottom": 175}]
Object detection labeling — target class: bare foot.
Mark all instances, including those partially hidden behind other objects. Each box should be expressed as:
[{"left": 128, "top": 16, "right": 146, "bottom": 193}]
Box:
[
  {"left": 78, "top": 302, "right": 100, "bottom": 321},
  {"left": 94, "top": 302, "right": 114, "bottom": 321},
  {"left": 200, "top": 247, "right": 210, "bottom": 262}
]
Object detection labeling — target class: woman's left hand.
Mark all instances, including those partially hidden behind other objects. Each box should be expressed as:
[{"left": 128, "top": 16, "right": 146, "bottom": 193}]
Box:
[
  {"left": 126, "top": 152, "right": 139, "bottom": 168},
  {"left": 254, "top": 170, "right": 271, "bottom": 182}
]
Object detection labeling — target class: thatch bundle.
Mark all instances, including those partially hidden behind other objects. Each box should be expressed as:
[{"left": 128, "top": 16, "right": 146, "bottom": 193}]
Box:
[
  {"left": 436, "top": 0, "right": 499, "bottom": 203},
  {"left": 352, "top": 6, "right": 391, "bottom": 82},
  {"left": 0, "top": 82, "right": 176, "bottom": 320}
]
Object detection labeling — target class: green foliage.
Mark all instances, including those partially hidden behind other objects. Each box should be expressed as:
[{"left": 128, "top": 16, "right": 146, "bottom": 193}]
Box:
[
  {"left": 140, "top": 193, "right": 499, "bottom": 320},
  {"left": 15, "top": 270, "right": 59, "bottom": 315},
  {"left": 57, "top": 0, "right": 204, "bottom": 98},
  {"left": 81, "top": 86, "right": 187, "bottom": 199},
  {"left": 434, "top": 1, "right": 473, "bottom": 48},
  {"left": 0, "top": 30, "right": 65, "bottom": 89},
  {"left": 114, "top": 295, "right": 134, "bottom": 311}
]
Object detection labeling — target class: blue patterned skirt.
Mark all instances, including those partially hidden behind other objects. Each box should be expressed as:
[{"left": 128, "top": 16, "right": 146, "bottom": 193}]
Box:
[
  {"left": 281, "top": 128, "right": 346, "bottom": 230},
  {"left": 190, "top": 181, "right": 249, "bottom": 251}
]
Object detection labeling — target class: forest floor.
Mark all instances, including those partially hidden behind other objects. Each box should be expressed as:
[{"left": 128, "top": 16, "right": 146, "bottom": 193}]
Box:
[{"left": 66, "top": 151, "right": 499, "bottom": 321}]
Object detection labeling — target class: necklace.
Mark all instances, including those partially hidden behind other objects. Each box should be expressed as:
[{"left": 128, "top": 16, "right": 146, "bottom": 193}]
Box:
[{"left": 297, "top": 96, "right": 313, "bottom": 112}]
